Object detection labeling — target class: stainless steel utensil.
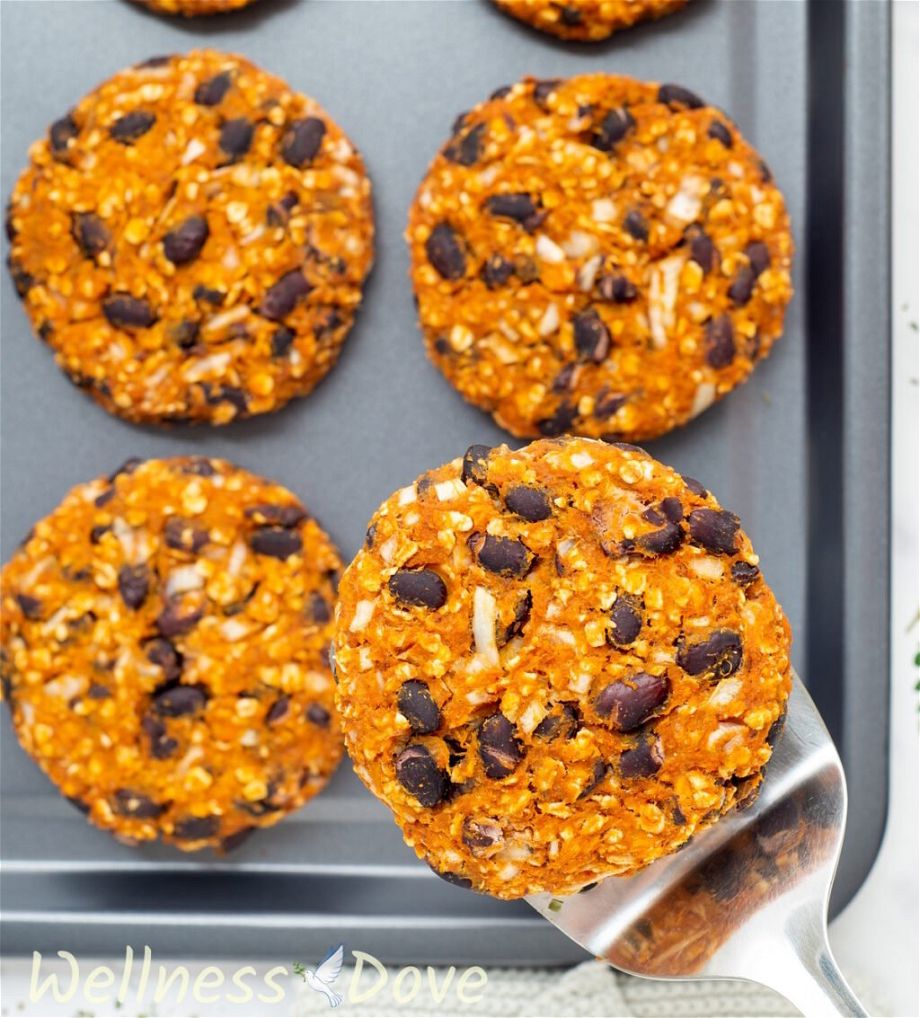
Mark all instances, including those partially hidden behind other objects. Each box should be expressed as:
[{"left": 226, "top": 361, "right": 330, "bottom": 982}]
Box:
[{"left": 529, "top": 674, "right": 868, "bottom": 1017}]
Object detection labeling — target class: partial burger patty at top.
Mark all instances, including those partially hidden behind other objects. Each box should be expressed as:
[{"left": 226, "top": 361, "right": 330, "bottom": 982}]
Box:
[
  {"left": 7, "top": 50, "right": 374, "bottom": 425},
  {"left": 132, "top": 0, "right": 256, "bottom": 16},
  {"left": 334, "top": 438, "right": 792, "bottom": 899},
  {"left": 493, "top": 0, "right": 688, "bottom": 41},
  {"left": 407, "top": 74, "right": 793, "bottom": 443}
]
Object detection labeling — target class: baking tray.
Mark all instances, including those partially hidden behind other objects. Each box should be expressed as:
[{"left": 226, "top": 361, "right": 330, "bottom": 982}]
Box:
[{"left": 0, "top": 0, "right": 890, "bottom": 963}]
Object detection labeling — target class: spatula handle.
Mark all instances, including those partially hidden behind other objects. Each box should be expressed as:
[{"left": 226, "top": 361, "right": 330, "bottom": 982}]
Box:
[{"left": 742, "top": 920, "right": 868, "bottom": 1017}]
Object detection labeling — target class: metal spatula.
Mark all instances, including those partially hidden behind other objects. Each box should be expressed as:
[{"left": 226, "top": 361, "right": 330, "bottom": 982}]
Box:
[{"left": 528, "top": 674, "right": 869, "bottom": 1017}]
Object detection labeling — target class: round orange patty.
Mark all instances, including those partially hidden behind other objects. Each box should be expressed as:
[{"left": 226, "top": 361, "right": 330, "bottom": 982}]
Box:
[
  {"left": 494, "top": 0, "right": 687, "bottom": 41},
  {"left": 7, "top": 50, "right": 374, "bottom": 425},
  {"left": 407, "top": 75, "right": 793, "bottom": 442},
  {"left": 334, "top": 438, "right": 791, "bottom": 898},
  {"left": 1, "top": 457, "right": 343, "bottom": 851},
  {"left": 133, "top": 0, "right": 255, "bottom": 17}
]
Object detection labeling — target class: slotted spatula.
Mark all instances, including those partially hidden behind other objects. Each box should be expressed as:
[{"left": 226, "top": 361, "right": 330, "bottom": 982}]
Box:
[{"left": 528, "top": 674, "right": 869, "bottom": 1017}]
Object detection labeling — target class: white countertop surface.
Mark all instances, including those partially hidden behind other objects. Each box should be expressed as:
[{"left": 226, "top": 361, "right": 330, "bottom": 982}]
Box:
[{"left": 827, "top": 2, "right": 919, "bottom": 1014}]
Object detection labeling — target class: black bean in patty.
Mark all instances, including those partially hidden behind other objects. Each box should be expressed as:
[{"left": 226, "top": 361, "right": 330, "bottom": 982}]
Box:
[
  {"left": 398, "top": 679, "right": 441, "bottom": 734},
  {"left": 478, "top": 713, "right": 524, "bottom": 779},
  {"left": 388, "top": 568, "right": 448, "bottom": 610},
  {"left": 163, "top": 517, "right": 209, "bottom": 553},
  {"left": 728, "top": 264, "right": 756, "bottom": 306},
  {"left": 484, "top": 192, "right": 538, "bottom": 226},
  {"left": 682, "top": 475, "right": 708, "bottom": 498},
  {"left": 259, "top": 269, "right": 311, "bottom": 320},
  {"left": 636, "top": 521, "right": 683, "bottom": 556},
  {"left": 534, "top": 703, "right": 579, "bottom": 741},
  {"left": 50, "top": 113, "right": 78, "bottom": 156},
  {"left": 281, "top": 117, "right": 326, "bottom": 168},
  {"left": 395, "top": 745, "right": 449, "bottom": 807},
  {"left": 746, "top": 241, "right": 771, "bottom": 277},
  {"left": 156, "top": 602, "right": 203, "bottom": 638},
  {"left": 609, "top": 594, "right": 642, "bottom": 646},
  {"left": 676, "top": 629, "right": 743, "bottom": 678},
  {"left": 595, "top": 672, "right": 669, "bottom": 732},
  {"left": 705, "top": 314, "right": 736, "bottom": 368},
  {"left": 112, "top": 789, "right": 167, "bottom": 819},
  {"left": 623, "top": 209, "right": 649, "bottom": 242},
  {"left": 430, "top": 865, "right": 474, "bottom": 889},
  {"left": 537, "top": 401, "right": 576, "bottom": 437},
  {"left": 573, "top": 309, "right": 611, "bottom": 363},
  {"left": 707, "top": 120, "right": 733, "bottom": 147},
  {"left": 110, "top": 111, "right": 155, "bottom": 144},
  {"left": 250, "top": 526, "right": 303, "bottom": 560},
  {"left": 153, "top": 682, "right": 209, "bottom": 717},
  {"left": 142, "top": 715, "right": 179, "bottom": 760},
  {"left": 504, "top": 485, "right": 552, "bottom": 522},
  {"left": 266, "top": 696, "right": 290, "bottom": 725},
  {"left": 731, "top": 561, "right": 760, "bottom": 586},
  {"left": 592, "top": 107, "right": 635, "bottom": 151},
  {"left": 532, "top": 79, "right": 561, "bottom": 108},
  {"left": 117, "top": 564, "right": 150, "bottom": 610},
  {"left": 657, "top": 83, "right": 704, "bottom": 109},
  {"left": 245, "top": 503, "right": 308, "bottom": 528},
  {"left": 307, "top": 591, "right": 332, "bottom": 624},
  {"left": 163, "top": 215, "right": 209, "bottom": 265},
  {"left": 471, "top": 533, "right": 534, "bottom": 578},
  {"left": 687, "top": 227, "right": 716, "bottom": 273},
  {"left": 688, "top": 508, "right": 739, "bottom": 554},
  {"left": 445, "top": 122, "right": 486, "bottom": 166},
  {"left": 219, "top": 118, "right": 254, "bottom": 161},
  {"left": 598, "top": 273, "right": 637, "bottom": 303},
  {"left": 144, "top": 637, "right": 182, "bottom": 682},
  {"left": 15, "top": 593, "right": 42, "bottom": 620},
  {"left": 461, "top": 444, "right": 492, "bottom": 487},
  {"left": 426, "top": 223, "right": 466, "bottom": 280},
  {"left": 462, "top": 817, "right": 503, "bottom": 851},
  {"left": 579, "top": 759, "right": 609, "bottom": 799},
  {"left": 174, "top": 815, "right": 220, "bottom": 840},
  {"left": 194, "top": 71, "right": 232, "bottom": 107},
  {"left": 481, "top": 254, "right": 513, "bottom": 289},
  {"left": 497, "top": 589, "right": 532, "bottom": 647},
  {"left": 271, "top": 326, "right": 295, "bottom": 357},
  {"left": 620, "top": 737, "right": 663, "bottom": 778},
  {"left": 72, "top": 213, "right": 111, "bottom": 260},
  {"left": 307, "top": 702, "right": 332, "bottom": 727},
  {"left": 103, "top": 294, "right": 157, "bottom": 330}
]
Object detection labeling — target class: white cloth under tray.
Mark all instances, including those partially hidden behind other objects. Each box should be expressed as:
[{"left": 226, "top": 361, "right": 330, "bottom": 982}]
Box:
[
  {"left": 0, "top": 956, "right": 884, "bottom": 1017},
  {"left": 292, "top": 960, "right": 882, "bottom": 1018}
]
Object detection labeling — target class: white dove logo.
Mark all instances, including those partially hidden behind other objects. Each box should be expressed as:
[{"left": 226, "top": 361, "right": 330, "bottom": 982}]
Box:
[{"left": 302, "top": 943, "right": 345, "bottom": 1008}]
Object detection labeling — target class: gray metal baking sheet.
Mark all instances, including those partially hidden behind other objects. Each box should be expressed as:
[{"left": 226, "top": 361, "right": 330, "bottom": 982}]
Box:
[{"left": 0, "top": 0, "right": 890, "bottom": 962}]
